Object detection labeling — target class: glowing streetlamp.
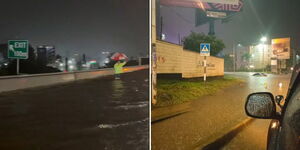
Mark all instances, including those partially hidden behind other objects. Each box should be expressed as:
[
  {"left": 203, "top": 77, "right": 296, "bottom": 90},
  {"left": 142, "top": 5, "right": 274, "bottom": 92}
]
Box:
[
  {"left": 161, "top": 34, "right": 166, "bottom": 40},
  {"left": 260, "top": 36, "right": 267, "bottom": 42},
  {"left": 260, "top": 36, "right": 267, "bottom": 71}
]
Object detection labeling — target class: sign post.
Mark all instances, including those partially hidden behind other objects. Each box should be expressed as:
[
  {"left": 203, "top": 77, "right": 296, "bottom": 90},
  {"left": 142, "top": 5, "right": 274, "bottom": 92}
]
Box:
[
  {"left": 8, "top": 40, "right": 29, "bottom": 75},
  {"left": 200, "top": 43, "right": 210, "bottom": 82}
]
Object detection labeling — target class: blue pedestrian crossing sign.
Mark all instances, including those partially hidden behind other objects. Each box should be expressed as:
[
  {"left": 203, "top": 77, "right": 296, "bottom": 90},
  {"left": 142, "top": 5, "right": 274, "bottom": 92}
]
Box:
[{"left": 200, "top": 43, "right": 210, "bottom": 56}]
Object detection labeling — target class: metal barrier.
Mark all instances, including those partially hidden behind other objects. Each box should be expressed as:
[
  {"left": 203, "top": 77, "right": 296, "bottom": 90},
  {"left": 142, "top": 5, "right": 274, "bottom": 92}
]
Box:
[{"left": 0, "top": 65, "right": 148, "bottom": 93}]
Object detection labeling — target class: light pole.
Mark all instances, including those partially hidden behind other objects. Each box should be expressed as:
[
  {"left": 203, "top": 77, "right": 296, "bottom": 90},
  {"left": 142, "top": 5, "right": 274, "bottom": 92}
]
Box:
[
  {"left": 232, "top": 43, "right": 242, "bottom": 72},
  {"left": 260, "top": 36, "right": 267, "bottom": 72},
  {"left": 233, "top": 43, "right": 236, "bottom": 72}
]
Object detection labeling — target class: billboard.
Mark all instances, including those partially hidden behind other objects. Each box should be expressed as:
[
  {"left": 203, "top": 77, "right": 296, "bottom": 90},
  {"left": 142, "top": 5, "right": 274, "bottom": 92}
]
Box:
[
  {"left": 160, "top": 0, "right": 243, "bottom": 12},
  {"left": 271, "top": 38, "right": 291, "bottom": 60},
  {"left": 160, "top": 0, "right": 239, "bottom": 5}
]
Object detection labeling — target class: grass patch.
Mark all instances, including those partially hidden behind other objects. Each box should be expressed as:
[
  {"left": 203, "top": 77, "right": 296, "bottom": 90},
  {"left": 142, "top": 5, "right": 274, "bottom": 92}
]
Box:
[{"left": 156, "top": 76, "right": 243, "bottom": 107}]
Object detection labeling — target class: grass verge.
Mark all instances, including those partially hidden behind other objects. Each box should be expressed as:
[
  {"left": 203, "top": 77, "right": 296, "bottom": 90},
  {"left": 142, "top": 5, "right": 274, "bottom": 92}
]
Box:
[{"left": 156, "top": 76, "right": 243, "bottom": 107}]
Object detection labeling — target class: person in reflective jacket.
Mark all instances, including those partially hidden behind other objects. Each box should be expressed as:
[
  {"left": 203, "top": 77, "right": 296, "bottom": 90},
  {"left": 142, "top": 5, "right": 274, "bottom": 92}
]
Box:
[{"left": 114, "top": 60, "right": 127, "bottom": 79}]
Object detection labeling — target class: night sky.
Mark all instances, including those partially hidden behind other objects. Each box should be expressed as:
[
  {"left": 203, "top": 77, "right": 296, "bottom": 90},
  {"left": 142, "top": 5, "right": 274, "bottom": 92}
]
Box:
[
  {"left": 0, "top": 0, "right": 149, "bottom": 58},
  {"left": 159, "top": 0, "right": 300, "bottom": 53}
]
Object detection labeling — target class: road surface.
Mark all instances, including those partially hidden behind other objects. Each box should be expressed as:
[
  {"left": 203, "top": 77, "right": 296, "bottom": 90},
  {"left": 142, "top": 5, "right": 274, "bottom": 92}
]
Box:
[
  {"left": 0, "top": 69, "right": 149, "bottom": 150},
  {"left": 221, "top": 72, "right": 291, "bottom": 150},
  {"left": 151, "top": 72, "right": 291, "bottom": 150}
]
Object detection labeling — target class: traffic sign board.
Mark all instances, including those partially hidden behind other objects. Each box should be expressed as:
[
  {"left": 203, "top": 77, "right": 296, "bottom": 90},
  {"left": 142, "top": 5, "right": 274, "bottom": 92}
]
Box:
[
  {"left": 202, "top": 0, "right": 238, "bottom": 5},
  {"left": 206, "top": 11, "right": 227, "bottom": 18},
  {"left": 200, "top": 43, "right": 210, "bottom": 56},
  {"left": 8, "top": 40, "right": 28, "bottom": 59}
]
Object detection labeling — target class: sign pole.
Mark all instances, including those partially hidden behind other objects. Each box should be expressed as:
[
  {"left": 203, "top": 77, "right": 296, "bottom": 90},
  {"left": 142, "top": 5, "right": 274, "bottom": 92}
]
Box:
[
  {"left": 16, "top": 59, "right": 19, "bottom": 75},
  {"left": 200, "top": 43, "right": 210, "bottom": 83},
  {"left": 204, "top": 56, "right": 207, "bottom": 82},
  {"left": 8, "top": 40, "right": 28, "bottom": 75}
]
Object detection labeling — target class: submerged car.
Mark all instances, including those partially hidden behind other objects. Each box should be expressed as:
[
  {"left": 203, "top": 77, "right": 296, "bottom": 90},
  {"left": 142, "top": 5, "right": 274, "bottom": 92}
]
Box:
[
  {"left": 252, "top": 72, "right": 267, "bottom": 77},
  {"left": 245, "top": 64, "right": 300, "bottom": 150}
]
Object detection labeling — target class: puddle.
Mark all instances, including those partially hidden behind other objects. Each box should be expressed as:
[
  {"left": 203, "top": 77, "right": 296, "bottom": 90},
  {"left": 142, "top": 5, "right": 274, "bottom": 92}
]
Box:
[{"left": 98, "top": 118, "right": 148, "bottom": 129}]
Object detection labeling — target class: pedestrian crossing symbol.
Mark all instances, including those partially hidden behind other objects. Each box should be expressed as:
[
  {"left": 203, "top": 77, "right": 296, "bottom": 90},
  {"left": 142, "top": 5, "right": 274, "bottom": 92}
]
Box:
[{"left": 200, "top": 43, "right": 210, "bottom": 56}]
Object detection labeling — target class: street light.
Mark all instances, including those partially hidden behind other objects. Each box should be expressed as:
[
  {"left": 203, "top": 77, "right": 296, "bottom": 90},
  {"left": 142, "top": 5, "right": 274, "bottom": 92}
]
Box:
[
  {"left": 260, "top": 36, "right": 267, "bottom": 42},
  {"left": 260, "top": 36, "right": 267, "bottom": 72},
  {"left": 161, "top": 33, "right": 166, "bottom": 40}
]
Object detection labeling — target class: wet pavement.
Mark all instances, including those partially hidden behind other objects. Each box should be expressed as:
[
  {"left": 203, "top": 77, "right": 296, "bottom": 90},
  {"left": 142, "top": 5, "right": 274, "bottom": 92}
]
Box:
[
  {"left": 221, "top": 72, "right": 291, "bottom": 150},
  {"left": 0, "top": 69, "right": 149, "bottom": 150},
  {"left": 151, "top": 72, "right": 291, "bottom": 150},
  {"left": 221, "top": 119, "right": 269, "bottom": 150}
]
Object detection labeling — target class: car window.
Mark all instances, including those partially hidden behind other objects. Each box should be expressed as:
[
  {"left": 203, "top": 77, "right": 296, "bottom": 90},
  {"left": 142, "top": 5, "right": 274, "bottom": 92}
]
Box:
[{"left": 279, "top": 84, "right": 300, "bottom": 150}]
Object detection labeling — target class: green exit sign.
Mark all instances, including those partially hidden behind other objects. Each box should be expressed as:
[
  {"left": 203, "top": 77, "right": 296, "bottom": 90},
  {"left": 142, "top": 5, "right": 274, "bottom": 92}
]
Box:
[{"left": 8, "top": 40, "right": 29, "bottom": 59}]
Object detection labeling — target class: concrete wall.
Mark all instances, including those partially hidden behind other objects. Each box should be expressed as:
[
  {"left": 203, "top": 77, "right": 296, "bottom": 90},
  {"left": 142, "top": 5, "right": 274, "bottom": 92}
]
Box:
[
  {"left": 0, "top": 65, "right": 148, "bottom": 93},
  {"left": 156, "top": 41, "right": 182, "bottom": 73},
  {"left": 156, "top": 40, "right": 224, "bottom": 78}
]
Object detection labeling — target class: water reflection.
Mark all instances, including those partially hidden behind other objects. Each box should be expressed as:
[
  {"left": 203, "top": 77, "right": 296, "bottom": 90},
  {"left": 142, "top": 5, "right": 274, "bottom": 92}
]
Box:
[
  {"left": 248, "top": 73, "right": 291, "bottom": 97},
  {"left": 114, "top": 101, "right": 148, "bottom": 110},
  {"left": 98, "top": 118, "right": 148, "bottom": 129},
  {"left": 112, "top": 80, "right": 125, "bottom": 99}
]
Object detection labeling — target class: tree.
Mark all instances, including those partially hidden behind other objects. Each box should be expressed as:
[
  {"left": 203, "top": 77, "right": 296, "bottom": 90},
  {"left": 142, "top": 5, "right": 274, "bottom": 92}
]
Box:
[
  {"left": 242, "top": 53, "right": 251, "bottom": 62},
  {"left": 241, "top": 53, "right": 251, "bottom": 70},
  {"left": 223, "top": 54, "right": 234, "bottom": 71},
  {"left": 183, "top": 32, "right": 225, "bottom": 56}
]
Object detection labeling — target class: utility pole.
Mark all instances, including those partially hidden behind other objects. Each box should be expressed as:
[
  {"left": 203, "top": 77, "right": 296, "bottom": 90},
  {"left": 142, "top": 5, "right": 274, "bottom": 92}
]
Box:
[
  {"left": 152, "top": 0, "right": 158, "bottom": 105},
  {"left": 233, "top": 43, "right": 236, "bottom": 72},
  {"left": 160, "top": 16, "right": 163, "bottom": 40},
  {"left": 65, "top": 57, "right": 69, "bottom": 72},
  {"left": 208, "top": 20, "right": 215, "bottom": 36},
  {"left": 178, "top": 33, "right": 181, "bottom": 45},
  {"left": 260, "top": 37, "right": 267, "bottom": 72},
  {"left": 16, "top": 59, "right": 19, "bottom": 75},
  {"left": 293, "top": 48, "right": 296, "bottom": 67},
  {"left": 262, "top": 45, "right": 265, "bottom": 72}
]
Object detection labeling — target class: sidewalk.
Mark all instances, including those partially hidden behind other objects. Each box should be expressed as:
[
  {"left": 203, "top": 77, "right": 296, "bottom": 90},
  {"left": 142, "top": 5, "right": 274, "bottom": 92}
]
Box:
[
  {"left": 151, "top": 81, "right": 245, "bottom": 123},
  {"left": 152, "top": 101, "right": 191, "bottom": 123}
]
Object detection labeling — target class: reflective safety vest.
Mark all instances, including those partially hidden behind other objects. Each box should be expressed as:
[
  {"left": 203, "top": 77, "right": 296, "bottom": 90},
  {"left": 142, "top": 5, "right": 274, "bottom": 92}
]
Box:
[{"left": 114, "top": 62, "right": 126, "bottom": 74}]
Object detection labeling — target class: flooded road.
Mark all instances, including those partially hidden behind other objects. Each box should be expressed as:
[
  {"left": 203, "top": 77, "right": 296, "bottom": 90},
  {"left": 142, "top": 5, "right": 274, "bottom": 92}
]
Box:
[
  {"left": 152, "top": 72, "right": 291, "bottom": 150},
  {"left": 0, "top": 69, "right": 149, "bottom": 150}
]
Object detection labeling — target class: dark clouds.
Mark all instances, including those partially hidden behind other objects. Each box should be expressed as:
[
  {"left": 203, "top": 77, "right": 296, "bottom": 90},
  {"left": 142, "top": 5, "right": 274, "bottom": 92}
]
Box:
[{"left": 0, "top": 0, "right": 149, "bottom": 58}]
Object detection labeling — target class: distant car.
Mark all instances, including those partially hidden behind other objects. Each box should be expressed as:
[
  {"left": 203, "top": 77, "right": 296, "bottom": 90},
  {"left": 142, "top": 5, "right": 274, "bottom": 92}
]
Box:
[
  {"left": 252, "top": 73, "right": 267, "bottom": 77},
  {"left": 245, "top": 64, "right": 300, "bottom": 150}
]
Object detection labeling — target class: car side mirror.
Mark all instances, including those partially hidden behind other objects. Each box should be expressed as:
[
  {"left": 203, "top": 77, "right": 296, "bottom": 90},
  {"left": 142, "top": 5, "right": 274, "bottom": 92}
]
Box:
[
  {"left": 275, "top": 95, "right": 284, "bottom": 108},
  {"left": 245, "top": 92, "right": 277, "bottom": 119}
]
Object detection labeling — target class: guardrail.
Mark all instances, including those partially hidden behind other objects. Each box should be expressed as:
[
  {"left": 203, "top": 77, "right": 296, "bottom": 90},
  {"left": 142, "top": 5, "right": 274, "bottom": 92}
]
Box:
[{"left": 0, "top": 65, "right": 148, "bottom": 93}]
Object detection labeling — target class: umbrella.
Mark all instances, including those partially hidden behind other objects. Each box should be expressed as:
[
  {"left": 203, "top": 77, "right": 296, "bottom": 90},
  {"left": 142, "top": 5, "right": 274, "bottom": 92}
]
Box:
[{"left": 110, "top": 52, "right": 128, "bottom": 61}]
